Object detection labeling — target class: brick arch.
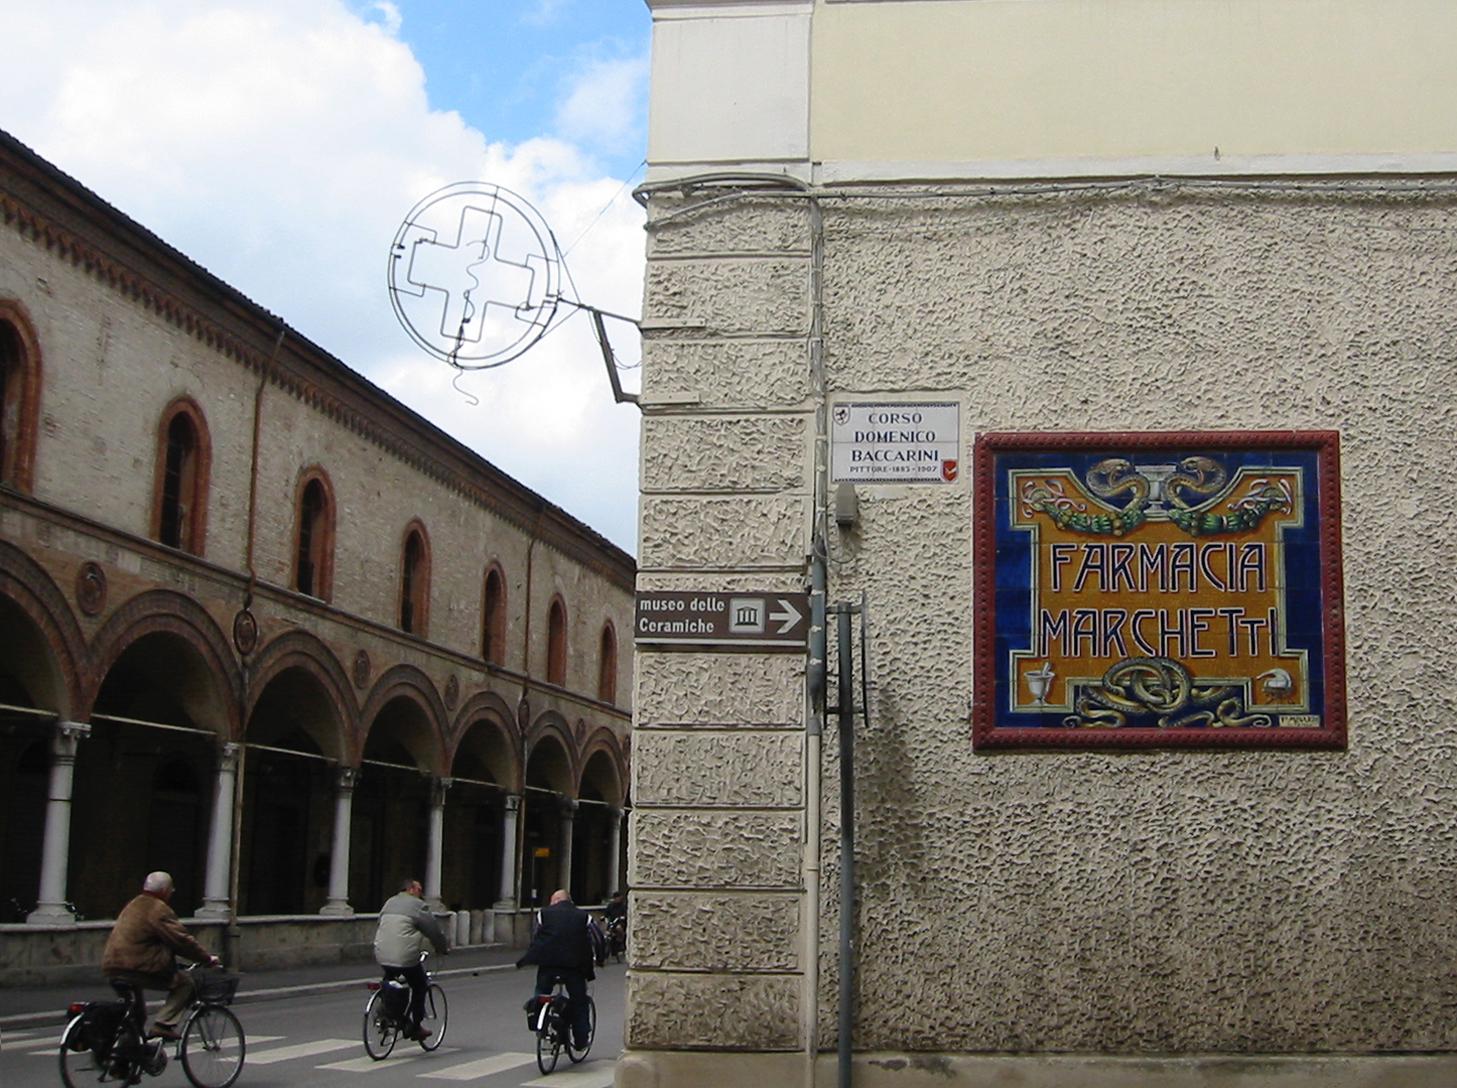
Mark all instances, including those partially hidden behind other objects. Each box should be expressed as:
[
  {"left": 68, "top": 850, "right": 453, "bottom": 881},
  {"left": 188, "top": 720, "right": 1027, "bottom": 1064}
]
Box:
[
  {"left": 84, "top": 589, "right": 242, "bottom": 739},
  {"left": 0, "top": 298, "right": 43, "bottom": 493},
  {"left": 0, "top": 539, "right": 86, "bottom": 716},
  {"left": 449, "top": 689, "right": 522, "bottom": 786},
  {"left": 577, "top": 726, "right": 627, "bottom": 807},
  {"left": 358, "top": 663, "right": 448, "bottom": 772},
  {"left": 244, "top": 629, "right": 357, "bottom": 760},
  {"left": 524, "top": 709, "right": 578, "bottom": 796}
]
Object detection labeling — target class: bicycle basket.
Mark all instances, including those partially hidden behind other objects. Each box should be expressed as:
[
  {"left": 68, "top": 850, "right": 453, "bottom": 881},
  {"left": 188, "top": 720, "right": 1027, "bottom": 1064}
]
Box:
[{"left": 193, "top": 970, "right": 239, "bottom": 1004}]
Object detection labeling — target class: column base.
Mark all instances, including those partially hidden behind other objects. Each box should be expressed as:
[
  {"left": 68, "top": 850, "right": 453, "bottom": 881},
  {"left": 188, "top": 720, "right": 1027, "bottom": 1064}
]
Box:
[
  {"left": 195, "top": 900, "right": 232, "bottom": 919},
  {"left": 27, "top": 903, "right": 77, "bottom": 925},
  {"left": 319, "top": 900, "right": 354, "bottom": 916}
]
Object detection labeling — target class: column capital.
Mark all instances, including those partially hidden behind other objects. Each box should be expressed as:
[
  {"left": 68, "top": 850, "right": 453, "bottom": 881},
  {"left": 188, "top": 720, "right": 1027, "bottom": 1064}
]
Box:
[
  {"left": 52, "top": 720, "right": 91, "bottom": 758},
  {"left": 432, "top": 777, "right": 453, "bottom": 806},
  {"left": 217, "top": 742, "right": 241, "bottom": 773},
  {"left": 337, "top": 766, "right": 361, "bottom": 790},
  {"left": 559, "top": 796, "right": 579, "bottom": 818},
  {"left": 502, "top": 793, "right": 522, "bottom": 816}
]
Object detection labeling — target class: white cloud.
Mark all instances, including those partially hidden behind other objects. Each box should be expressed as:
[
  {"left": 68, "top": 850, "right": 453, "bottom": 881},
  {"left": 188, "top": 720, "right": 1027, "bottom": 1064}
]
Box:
[
  {"left": 554, "top": 55, "right": 649, "bottom": 154},
  {"left": 0, "top": 0, "right": 644, "bottom": 551}
]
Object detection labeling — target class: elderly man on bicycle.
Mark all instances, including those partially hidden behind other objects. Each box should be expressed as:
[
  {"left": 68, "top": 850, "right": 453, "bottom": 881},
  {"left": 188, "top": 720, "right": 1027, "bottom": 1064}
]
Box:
[
  {"left": 101, "top": 871, "right": 221, "bottom": 1041},
  {"left": 373, "top": 878, "right": 449, "bottom": 1041},
  {"left": 517, "top": 889, "right": 596, "bottom": 1049}
]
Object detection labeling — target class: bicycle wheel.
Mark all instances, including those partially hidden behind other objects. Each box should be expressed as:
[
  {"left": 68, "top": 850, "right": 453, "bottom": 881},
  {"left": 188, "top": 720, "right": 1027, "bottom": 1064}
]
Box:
[
  {"left": 60, "top": 1013, "right": 114, "bottom": 1088},
  {"left": 180, "top": 1004, "right": 245, "bottom": 1088},
  {"left": 362, "top": 990, "right": 398, "bottom": 1060},
  {"left": 567, "top": 995, "right": 596, "bottom": 1063},
  {"left": 418, "top": 983, "right": 447, "bottom": 1051},
  {"left": 534, "top": 1009, "right": 561, "bottom": 1075}
]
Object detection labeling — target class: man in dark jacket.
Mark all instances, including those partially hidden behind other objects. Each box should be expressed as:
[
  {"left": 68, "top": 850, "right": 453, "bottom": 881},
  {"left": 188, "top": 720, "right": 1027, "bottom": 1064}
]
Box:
[
  {"left": 517, "top": 889, "right": 594, "bottom": 1047},
  {"left": 101, "top": 871, "right": 220, "bottom": 1040},
  {"left": 373, "top": 878, "right": 449, "bottom": 1040}
]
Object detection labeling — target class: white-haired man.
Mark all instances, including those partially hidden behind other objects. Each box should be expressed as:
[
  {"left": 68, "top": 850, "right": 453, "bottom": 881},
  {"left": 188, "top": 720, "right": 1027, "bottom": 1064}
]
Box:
[{"left": 101, "top": 872, "right": 220, "bottom": 1041}]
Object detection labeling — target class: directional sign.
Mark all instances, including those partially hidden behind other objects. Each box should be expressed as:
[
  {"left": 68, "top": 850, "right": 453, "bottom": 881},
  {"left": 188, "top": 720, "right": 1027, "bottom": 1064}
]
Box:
[{"left": 635, "top": 591, "right": 810, "bottom": 649}]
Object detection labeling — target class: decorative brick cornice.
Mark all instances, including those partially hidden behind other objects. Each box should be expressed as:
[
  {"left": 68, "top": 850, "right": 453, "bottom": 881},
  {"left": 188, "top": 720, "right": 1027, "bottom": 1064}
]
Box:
[{"left": 0, "top": 131, "right": 636, "bottom": 589}]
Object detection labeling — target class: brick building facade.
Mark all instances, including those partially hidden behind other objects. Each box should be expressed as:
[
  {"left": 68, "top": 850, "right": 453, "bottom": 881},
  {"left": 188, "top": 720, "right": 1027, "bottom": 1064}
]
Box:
[{"left": 0, "top": 129, "right": 634, "bottom": 982}]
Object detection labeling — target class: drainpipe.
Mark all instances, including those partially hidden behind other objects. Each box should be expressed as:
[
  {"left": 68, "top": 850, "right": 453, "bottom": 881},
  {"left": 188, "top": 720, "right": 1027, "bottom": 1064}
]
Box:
[
  {"left": 804, "top": 545, "right": 827, "bottom": 1088},
  {"left": 228, "top": 327, "right": 283, "bottom": 965}
]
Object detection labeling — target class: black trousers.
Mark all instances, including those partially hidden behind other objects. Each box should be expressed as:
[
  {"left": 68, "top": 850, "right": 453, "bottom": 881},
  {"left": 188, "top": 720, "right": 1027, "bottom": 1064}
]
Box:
[
  {"left": 534, "top": 967, "right": 590, "bottom": 1047},
  {"left": 381, "top": 962, "right": 428, "bottom": 1030}
]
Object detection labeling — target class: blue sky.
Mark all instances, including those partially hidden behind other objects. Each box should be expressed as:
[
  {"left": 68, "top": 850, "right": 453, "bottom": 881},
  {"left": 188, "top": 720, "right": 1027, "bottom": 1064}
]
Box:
[{"left": 3, "top": 0, "right": 651, "bottom": 551}]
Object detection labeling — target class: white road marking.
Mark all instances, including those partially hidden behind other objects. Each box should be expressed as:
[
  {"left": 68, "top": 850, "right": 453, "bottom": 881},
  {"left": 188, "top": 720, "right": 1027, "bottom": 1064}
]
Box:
[
  {"left": 247, "top": 1038, "right": 358, "bottom": 1064},
  {"left": 417, "top": 1051, "right": 538, "bottom": 1080},
  {"left": 317, "top": 1048, "right": 433, "bottom": 1072},
  {"left": 520, "top": 1060, "right": 617, "bottom": 1087},
  {"left": 13, "top": 1034, "right": 64, "bottom": 1051}
]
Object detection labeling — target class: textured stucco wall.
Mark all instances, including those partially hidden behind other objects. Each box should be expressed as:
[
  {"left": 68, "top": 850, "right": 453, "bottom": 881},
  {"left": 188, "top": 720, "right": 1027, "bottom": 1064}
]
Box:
[{"left": 629, "top": 181, "right": 1457, "bottom": 1071}]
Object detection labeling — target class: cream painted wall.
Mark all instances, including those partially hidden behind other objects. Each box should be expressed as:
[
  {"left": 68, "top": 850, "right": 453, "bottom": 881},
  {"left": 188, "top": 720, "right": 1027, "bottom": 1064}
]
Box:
[{"left": 812, "top": 0, "right": 1457, "bottom": 174}]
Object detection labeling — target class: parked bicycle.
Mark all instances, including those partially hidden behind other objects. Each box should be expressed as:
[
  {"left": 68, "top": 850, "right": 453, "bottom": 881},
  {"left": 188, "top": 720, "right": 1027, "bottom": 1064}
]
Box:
[
  {"left": 59, "top": 964, "right": 244, "bottom": 1088},
  {"left": 526, "top": 974, "right": 595, "bottom": 1075},
  {"left": 604, "top": 915, "right": 626, "bottom": 964},
  {"left": 362, "top": 950, "right": 447, "bottom": 1060}
]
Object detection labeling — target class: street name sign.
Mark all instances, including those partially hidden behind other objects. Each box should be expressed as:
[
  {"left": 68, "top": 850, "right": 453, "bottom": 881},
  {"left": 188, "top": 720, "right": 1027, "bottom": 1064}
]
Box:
[{"left": 635, "top": 591, "right": 810, "bottom": 649}]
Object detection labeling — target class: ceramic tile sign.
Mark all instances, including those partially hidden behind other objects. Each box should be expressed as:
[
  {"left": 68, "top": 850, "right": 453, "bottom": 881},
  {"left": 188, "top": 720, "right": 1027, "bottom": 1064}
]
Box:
[
  {"left": 973, "top": 432, "right": 1346, "bottom": 750},
  {"left": 831, "top": 400, "right": 961, "bottom": 483}
]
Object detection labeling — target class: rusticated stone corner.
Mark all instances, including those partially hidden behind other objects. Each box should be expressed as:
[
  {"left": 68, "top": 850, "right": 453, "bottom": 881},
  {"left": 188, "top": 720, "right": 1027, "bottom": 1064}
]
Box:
[
  {"left": 631, "top": 811, "right": 802, "bottom": 889},
  {"left": 642, "top": 415, "right": 810, "bottom": 493},
  {"left": 641, "top": 338, "right": 811, "bottom": 410},
  {"left": 634, "top": 731, "right": 803, "bottom": 807},
  {"left": 640, "top": 495, "right": 807, "bottom": 570},
  {"left": 636, "top": 651, "right": 805, "bottom": 727},
  {"left": 632, "top": 892, "right": 801, "bottom": 972},
  {"left": 644, "top": 258, "right": 809, "bottom": 337},
  {"left": 628, "top": 972, "right": 802, "bottom": 1050},
  {"left": 647, "top": 197, "right": 811, "bottom": 257}
]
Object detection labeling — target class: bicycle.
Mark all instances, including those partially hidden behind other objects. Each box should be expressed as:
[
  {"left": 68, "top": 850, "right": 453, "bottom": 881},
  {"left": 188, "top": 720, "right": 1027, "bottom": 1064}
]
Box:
[
  {"left": 605, "top": 915, "right": 626, "bottom": 963},
  {"left": 526, "top": 974, "right": 595, "bottom": 1075},
  {"left": 59, "top": 964, "right": 245, "bottom": 1088},
  {"left": 362, "top": 951, "right": 447, "bottom": 1060}
]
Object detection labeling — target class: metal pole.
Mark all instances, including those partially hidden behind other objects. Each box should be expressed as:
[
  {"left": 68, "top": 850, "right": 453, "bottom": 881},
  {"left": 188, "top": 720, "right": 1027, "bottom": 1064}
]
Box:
[{"left": 836, "top": 607, "right": 855, "bottom": 1088}]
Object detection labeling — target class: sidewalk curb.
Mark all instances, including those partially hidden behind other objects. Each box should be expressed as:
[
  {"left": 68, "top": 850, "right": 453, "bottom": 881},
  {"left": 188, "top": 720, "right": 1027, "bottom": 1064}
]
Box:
[{"left": 0, "top": 962, "right": 517, "bottom": 1033}]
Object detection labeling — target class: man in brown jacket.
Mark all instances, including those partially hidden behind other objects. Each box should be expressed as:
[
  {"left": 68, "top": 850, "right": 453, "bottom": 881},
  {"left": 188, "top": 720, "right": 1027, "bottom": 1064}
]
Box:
[{"left": 101, "top": 871, "right": 221, "bottom": 1040}]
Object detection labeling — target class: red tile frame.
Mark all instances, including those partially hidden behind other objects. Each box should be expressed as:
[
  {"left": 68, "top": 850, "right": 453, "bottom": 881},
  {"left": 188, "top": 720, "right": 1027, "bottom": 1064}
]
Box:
[{"left": 972, "top": 430, "right": 1347, "bottom": 751}]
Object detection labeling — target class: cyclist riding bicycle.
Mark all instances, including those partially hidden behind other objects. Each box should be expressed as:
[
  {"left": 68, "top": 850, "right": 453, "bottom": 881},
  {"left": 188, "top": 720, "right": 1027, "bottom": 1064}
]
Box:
[
  {"left": 101, "top": 870, "right": 221, "bottom": 1042},
  {"left": 373, "top": 878, "right": 449, "bottom": 1041},
  {"left": 516, "top": 889, "right": 595, "bottom": 1049}
]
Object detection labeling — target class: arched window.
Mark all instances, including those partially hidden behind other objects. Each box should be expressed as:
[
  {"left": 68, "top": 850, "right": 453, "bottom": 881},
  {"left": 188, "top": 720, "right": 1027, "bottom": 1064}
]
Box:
[
  {"left": 597, "top": 622, "right": 617, "bottom": 704},
  {"left": 482, "top": 565, "right": 507, "bottom": 665},
  {"left": 546, "top": 597, "right": 567, "bottom": 686},
  {"left": 399, "top": 521, "right": 431, "bottom": 635},
  {"left": 0, "top": 302, "right": 42, "bottom": 493},
  {"left": 293, "top": 469, "right": 335, "bottom": 600},
  {"left": 151, "top": 398, "right": 211, "bottom": 555}
]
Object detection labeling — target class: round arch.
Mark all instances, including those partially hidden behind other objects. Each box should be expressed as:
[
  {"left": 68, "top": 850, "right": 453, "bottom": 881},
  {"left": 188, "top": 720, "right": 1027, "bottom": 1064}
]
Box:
[{"left": 0, "top": 539, "right": 86, "bottom": 716}]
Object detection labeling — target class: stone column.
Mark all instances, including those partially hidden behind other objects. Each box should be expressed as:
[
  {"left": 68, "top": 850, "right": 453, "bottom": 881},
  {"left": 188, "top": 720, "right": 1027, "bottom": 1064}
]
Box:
[
  {"left": 320, "top": 768, "right": 359, "bottom": 915},
  {"left": 495, "top": 794, "right": 521, "bottom": 908},
  {"left": 425, "top": 777, "right": 451, "bottom": 911},
  {"left": 28, "top": 719, "right": 90, "bottom": 925},
  {"left": 606, "top": 806, "right": 624, "bottom": 897},
  {"left": 558, "top": 798, "right": 578, "bottom": 898},
  {"left": 197, "top": 743, "right": 241, "bottom": 918}
]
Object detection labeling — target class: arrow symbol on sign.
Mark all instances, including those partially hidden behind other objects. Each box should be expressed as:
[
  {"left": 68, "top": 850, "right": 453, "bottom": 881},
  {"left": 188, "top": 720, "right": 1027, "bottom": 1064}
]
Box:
[{"left": 770, "top": 598, "right": 803, "bottom": 634}]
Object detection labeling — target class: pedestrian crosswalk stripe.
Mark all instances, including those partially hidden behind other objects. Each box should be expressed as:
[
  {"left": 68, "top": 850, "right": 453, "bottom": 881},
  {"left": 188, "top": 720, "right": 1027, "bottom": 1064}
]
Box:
[
  {"left": 317, "top": 1049, "right": 433, "bottom": 1072},
  {"left": 521, "top": 1061, "right": 616, "bottom": 1088},
  {"left": 25, "top": 1032, "right": 284, "bottom": 1056},
  {"left": 247, "top": 1038, "right": 358, "bottom": 1064},
  {"left": 13, "top": 1034, "right": 62, "bottom": 1051},
  {"left": 417, "top": 1051, "right": 538, "bottom": 1080}
]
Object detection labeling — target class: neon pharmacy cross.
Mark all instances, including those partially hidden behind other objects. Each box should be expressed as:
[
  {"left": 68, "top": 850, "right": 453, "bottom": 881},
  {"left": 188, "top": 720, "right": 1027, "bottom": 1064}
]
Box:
[{"left": 406, "top": 206, "right": 539, "bottom": 342}]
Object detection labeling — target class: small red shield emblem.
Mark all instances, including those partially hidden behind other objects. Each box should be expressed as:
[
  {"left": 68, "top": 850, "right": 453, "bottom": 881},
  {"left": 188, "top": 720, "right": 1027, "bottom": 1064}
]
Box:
[{"left": 942, "top": 459, "right": 959, "bottom": 482}]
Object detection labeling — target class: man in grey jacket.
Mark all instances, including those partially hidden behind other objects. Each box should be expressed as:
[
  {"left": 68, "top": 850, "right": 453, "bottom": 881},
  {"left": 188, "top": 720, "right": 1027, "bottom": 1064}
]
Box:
[{"left": 373, "top": 878, "right": 449, "bottom": 1039}]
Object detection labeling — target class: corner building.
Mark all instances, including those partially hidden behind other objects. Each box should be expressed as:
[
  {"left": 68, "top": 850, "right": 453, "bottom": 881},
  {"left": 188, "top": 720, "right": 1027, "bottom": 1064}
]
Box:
[
  {"left": 626, "top": 1, "right": 1457, "bottom": 1085},
  {"left": 0, "top": 130, "right": 633, "bottom": 983}
]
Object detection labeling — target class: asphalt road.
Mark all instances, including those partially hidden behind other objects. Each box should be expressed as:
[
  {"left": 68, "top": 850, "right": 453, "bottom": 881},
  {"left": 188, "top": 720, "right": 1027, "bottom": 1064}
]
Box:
[{"left": 0, "top": 963, "right": 624, "bottom": 1088}]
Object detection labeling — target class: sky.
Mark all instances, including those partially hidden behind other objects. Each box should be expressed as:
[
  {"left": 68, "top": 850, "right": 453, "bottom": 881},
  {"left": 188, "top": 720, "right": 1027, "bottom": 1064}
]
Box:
[{"left": 1, "top": 0, "right": 651, "bottom": 552}]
